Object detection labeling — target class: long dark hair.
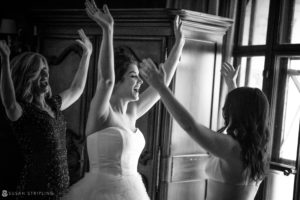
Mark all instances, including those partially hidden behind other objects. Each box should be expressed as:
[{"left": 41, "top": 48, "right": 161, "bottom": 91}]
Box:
[
  {"left": 222, "top": 87, "right": 270, "bottom": 181},
  {"left": 10, "top": 52, "right": 52, "bottom": 103},
  {"left": 114, "top": 46, "right": 141, "bottom": 84}
]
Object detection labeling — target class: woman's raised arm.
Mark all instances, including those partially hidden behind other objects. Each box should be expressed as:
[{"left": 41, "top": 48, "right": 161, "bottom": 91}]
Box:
[
  {"left": 221, "top": 62, "right": 240, "bottom": 92},
  {"left": 0, "top": 41, "right": 22, "bottom": 121},
  {"left": 85, "top": 1, "right": 115, "bottom": 134},
  {"left": 59, "top": 29, "right": 92, "bottom": 110},
  {"left": 130, "top": 16, "right": 185, "bottom": 119},
  {"left": 140, "top": 62, "right": 237, "bottom": 159}
]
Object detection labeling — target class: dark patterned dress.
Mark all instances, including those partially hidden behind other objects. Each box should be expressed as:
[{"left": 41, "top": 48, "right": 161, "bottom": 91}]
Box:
[{"left": 11, "top": 95, "right": 69, "bottom": 199}]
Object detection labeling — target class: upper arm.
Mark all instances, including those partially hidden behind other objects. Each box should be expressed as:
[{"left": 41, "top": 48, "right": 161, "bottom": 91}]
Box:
[
  {"left": 133, "top": 41, "right": 183, "bottom": 119},
  {"left": 190, "top": 123, "right": 238, "bottom": 159},
  {"left": 129, "top": 86, "right": 160, "bottom": 119},
  {"left": 86, "top": 79, "right": 114, "bottom": 128},
  {"left": 59, "top": 88, "right": 79, "bottom": 111}
]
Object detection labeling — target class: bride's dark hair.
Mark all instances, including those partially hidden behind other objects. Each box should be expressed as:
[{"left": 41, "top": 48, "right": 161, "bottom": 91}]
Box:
[
  {"left": 114, "top": 46, "right": 141, "bottom": 84},
  {"left": 222, "top": 87, "right": 270, "bottom": 182}
]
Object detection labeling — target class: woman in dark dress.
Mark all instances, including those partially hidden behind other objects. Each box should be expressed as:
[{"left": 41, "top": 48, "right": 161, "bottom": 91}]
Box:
[{"left": 0, "top": 29, "right": 92, "bottom": 199}]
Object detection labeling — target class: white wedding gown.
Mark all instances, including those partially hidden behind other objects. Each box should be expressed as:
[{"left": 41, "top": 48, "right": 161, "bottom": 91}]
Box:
[{"left": 63, "top": 127, "right": 150, "bottom": 200}]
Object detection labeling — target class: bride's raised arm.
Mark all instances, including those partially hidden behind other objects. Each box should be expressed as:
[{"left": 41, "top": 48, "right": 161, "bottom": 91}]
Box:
[
  {"left": 129, "top": 16, "right": 185, "bottom": 119},
  {"left": 85, "top": 0, "right": 114, "bottom": 135}
]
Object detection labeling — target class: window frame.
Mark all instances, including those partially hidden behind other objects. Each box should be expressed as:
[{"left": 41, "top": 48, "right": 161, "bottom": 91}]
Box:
[{"left": 232, "top": 0, "right": 300, "bottom": 199}]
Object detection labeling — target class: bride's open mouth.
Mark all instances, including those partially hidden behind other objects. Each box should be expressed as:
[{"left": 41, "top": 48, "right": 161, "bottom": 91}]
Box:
[{"left": 133, "top": 86, "right": 140, "bottom": 94}]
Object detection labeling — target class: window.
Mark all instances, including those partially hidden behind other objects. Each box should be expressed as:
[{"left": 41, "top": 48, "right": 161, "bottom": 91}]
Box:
[
  {"left": 236, "top": 56, "right": 265, "bottom": 89},
  {"left": 279, "top": 59, "right": 300, "bottom": 163},
  {"left": 240, "top": 0, "right": 270, "bottom": 45},
  {"left": 232, "top": 0, "right": 300, "bottom": 199},
  {"left": 280, "top": 0, "right": 300, "bottom": 43}
]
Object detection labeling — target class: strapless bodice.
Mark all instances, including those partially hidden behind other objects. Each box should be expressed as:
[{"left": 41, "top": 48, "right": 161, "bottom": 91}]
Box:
[{"left": 87, "top": 127, "right": 145, "bottom": 176}]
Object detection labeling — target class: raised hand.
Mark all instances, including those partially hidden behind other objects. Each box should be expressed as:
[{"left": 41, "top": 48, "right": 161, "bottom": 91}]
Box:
[
  {"left": 76, "top": 29, "right": 93, "bottom": 55},
  {"left": 221, "top": 62, "right": 240, "bottom": 90},
  {"left": 85, "top": 1, "right": 113, "bottom": 29},
  {"left": 0, "top": 40, "right": 10, "bottom": 61},
  {"left": 174, "top": 15, "right": 184, "bottom": 43},
  {"left": 140, "top": 58, "right": 166, "bottom": 89}
]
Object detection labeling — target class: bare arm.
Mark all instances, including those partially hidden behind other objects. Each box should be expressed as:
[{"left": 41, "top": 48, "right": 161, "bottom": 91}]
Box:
[
  {"left": 59, "top": 29, "right": 92, "bottom": 110},
  {"left": 84, "top": 1, "right": 114, "bottom": 134},
  {"left": 221, "top": 62, "right": 239, "bottom": 92},
  {"left": 130, "top": 16, "right": 185, "bottom": 119},
  {"left": 140, "top": 62, "right": 237, "bottom": 158},
  {"left": 0, "top": 41, "right": 22, "bottom": 121}
]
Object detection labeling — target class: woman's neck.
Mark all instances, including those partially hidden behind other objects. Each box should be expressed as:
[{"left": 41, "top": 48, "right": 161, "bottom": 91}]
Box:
[
  {"left": 32, "top": 94, "right": 47, "bottom": 109},
  {"left": 110, "top": 95, "right": 129, "bottom": 114}
]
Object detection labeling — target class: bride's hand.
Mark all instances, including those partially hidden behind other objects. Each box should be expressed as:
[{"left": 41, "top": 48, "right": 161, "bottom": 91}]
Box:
[
  {"left": 85, "top": 1, "right": 114, "bottom": 30},
  {"left": 174, "top": 15, "right": 184, "bottom": 44}
]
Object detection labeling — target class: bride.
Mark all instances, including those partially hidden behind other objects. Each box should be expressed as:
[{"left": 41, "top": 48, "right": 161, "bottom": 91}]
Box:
[{"left": 64, "top": 0, "right": 185, "bottom": 199}]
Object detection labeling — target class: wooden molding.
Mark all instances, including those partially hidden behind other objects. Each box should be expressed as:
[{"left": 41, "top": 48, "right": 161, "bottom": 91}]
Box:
[{"left": 31, "top": 9, "right": 232, "bottom": 35}]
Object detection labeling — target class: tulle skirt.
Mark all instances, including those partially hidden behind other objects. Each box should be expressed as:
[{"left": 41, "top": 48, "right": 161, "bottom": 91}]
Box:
[{"left": 62, "top": 171, "right": 150, "bottom": 200}]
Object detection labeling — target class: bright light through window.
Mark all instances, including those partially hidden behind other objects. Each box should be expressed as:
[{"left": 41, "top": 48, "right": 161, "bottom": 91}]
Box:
[
  {"left": 279, "top": 59, "right": 300, "bottom": 161},
  {"left": 291, "top": 0, "right": 300, "bottom": 43},
  {"left": 266, "top": 170, "right": 295, "bottom": 200},
  {"left": 237, "top": 57, "right": 264, "bottom": 89},
  {"left": 241, "top": 0, "right": 270, "bottom": 45}
]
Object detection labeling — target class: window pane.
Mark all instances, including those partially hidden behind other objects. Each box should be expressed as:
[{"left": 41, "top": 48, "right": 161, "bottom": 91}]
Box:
[
  {"left": 265, "top": 170, "right": 294, "bottom": 200},
  {"left": 281, "top": 0, "right": 300, "bottom": 43},
  {"left": 241, "top": 0, "right": 270, "bottom": 45},
  {"left": 171, "top": 40, "right": 216, "bottom": 155},
  {"left": 279, "top": 59, "right": 300, "bottom": 161},
  {"left": 237, "top": 56, "right": 265, "bottom": 89}
]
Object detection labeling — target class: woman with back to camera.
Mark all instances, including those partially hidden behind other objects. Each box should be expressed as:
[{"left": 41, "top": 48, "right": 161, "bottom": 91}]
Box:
[
  {"left": 63, "top": 0, "right": 185, "bottom": 199},
  {"left": 140, "top": 61, "right": 270, "bottom": 200},
  {"left": 0, "top": 29, "right": 92, "bottom": 199}
]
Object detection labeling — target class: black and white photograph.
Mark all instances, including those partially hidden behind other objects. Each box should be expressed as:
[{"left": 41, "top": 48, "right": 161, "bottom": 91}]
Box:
[{"left": 0, "top": 0, "right": 299, "bottom": 199}]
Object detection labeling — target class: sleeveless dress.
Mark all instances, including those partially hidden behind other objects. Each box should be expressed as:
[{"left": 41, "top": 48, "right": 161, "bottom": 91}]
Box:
[
  {"left": 11, "top": 95, "right": 69, "bottom": 199},
  {"left": 204, "top": 152, "right": 261, "bottom": 200},
  {"left": 63, "top": 126, "right": 150, "bottom": 200}
]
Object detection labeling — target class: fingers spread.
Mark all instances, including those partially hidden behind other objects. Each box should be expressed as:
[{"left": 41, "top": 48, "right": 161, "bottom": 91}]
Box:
[
  {"left": 77, "top": 29, "right": 86, "bottom": 39},
  {"left": 174, "top": 15, "right": 179, "bottom": 29},
  {"left": 178, "top": 20, "right": 183, "bottom": 31},
  {"left": 139, "top": 68, "right": 148, "bottom": 79},
  {"left": 75, "top": 39, "right": 84, "bottom": 47},
  {"left": 221, "top": 68, "right": 228, "bottom": 76},
  {"left": 158, "top": 63, "right": 166, "bottom": 75},
  {"left": 222, "top": 63, "right": 230, "bottom": 72},
  {"left": 236, "top": 65, "right": 241, "bottom": 72},
  {"left": 103, "top": 4, "right": 111, "bottom": 15},
  {"left": 85, "top": 1, "right": 93, "bottom": 11},
  {"left": 91, "top": 0, "right": 98, "bottom": 10},
  {"left": 146, "top": 58, "right": 157, "bottom": 68}
]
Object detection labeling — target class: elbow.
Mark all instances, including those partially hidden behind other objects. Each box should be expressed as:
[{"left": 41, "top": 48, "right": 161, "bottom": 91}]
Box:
[
  {"left": 100, "top": 78, "right": 115, "bottom": 88},
  {"left": 70, "top": 83, "right": 85, "bottom": 97}
]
